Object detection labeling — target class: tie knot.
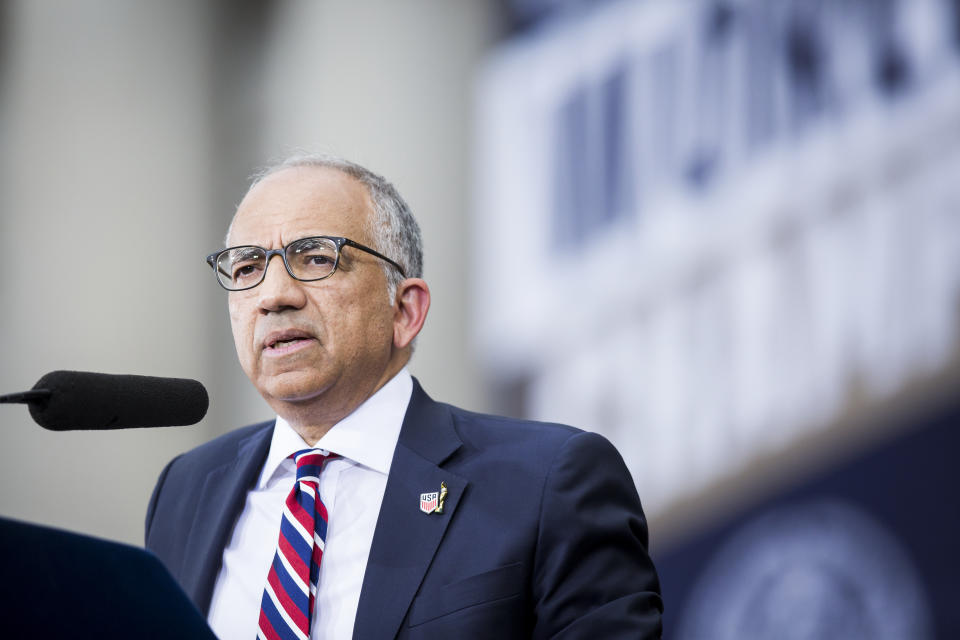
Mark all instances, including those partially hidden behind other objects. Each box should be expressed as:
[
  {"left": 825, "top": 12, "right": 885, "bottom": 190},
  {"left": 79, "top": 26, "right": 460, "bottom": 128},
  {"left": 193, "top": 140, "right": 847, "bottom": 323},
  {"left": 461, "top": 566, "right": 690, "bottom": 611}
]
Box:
[{"left": 291, "top": 448, "right": 338, "bottom": 482}]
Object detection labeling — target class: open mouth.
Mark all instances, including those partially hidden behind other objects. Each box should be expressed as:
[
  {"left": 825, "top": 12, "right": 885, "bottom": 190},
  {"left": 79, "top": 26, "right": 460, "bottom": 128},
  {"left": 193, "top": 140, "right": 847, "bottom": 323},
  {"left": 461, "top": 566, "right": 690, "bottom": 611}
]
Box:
[
  {"left": 264, "top": 331, "right": 316, "bottom": 353},
  {"left": 269, "top": 337, "right": 307, "bottom": 348}
]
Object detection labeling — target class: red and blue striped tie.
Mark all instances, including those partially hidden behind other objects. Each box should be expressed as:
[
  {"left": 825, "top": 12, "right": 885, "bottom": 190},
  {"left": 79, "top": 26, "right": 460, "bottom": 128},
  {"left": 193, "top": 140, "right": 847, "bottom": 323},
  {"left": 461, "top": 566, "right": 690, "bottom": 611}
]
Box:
[{"left": 257, "top": 448, "right": 338, "bottom": 640}]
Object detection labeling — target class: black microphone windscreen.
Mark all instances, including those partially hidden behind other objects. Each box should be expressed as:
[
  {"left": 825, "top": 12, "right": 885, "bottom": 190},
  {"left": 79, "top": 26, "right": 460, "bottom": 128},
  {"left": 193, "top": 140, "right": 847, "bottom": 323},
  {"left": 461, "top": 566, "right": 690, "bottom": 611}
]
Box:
[{"left": 28, "top": 371, "right": 209, "bottom": 431}]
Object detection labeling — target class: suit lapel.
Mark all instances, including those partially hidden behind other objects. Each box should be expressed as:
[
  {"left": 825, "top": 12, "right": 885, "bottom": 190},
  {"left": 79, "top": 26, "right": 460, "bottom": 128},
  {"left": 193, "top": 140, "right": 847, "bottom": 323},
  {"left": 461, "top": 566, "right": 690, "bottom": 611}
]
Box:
[
  {"left": 353, "top": 381, "right": 466, "bottom": 640},
  {"left": 180, "top": 421, "right": 273, "bottom": 613}
]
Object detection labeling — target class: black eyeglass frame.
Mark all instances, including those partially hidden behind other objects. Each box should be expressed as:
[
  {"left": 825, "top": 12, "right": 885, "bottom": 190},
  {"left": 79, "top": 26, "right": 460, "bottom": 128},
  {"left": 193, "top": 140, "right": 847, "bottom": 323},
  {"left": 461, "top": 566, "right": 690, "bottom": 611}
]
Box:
[{"left": 206, "top": 235, "right": 406, "bottom": 292}]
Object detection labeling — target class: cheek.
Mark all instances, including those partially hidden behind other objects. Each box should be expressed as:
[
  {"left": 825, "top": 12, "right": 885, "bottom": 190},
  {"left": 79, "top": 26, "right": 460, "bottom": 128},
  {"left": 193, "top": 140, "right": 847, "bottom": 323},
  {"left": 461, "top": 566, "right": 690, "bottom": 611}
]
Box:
[
  {"left": 353, "top": 300, "right": 396, "bottom": 354},
  {"left": 320, "top": 290, "right": 386, "bottom": 353},
  {"left": 228, "top": 302, "right": 256, "bottom": 364}
]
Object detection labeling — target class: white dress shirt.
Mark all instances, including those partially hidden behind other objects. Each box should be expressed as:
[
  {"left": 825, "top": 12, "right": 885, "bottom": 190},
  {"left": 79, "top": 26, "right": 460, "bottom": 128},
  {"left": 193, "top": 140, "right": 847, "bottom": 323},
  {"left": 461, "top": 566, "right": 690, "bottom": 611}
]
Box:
[{"left": 207, "top": 369, "right": 413, "bottom": 640}]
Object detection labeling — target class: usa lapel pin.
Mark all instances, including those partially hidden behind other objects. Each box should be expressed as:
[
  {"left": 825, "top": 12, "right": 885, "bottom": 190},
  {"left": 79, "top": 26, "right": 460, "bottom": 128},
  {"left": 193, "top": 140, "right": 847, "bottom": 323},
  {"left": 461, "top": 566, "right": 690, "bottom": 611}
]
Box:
[{"left": 420, "top": 481, "right": 448, "bottom": 514}]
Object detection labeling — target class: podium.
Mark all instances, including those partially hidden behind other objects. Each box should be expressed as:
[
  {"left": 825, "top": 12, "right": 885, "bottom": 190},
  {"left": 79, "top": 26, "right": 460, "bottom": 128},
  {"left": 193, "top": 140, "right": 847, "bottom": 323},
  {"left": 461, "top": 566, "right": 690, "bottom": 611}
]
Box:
[{"left": 0, "top": 516, "right": 216, "bottom": 639}]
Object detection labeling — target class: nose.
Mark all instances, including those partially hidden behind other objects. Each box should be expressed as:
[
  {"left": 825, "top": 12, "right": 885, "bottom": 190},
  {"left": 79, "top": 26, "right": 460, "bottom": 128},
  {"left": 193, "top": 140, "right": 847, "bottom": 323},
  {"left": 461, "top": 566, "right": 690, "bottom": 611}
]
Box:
[{"left": 256, "top": 253, "right": 307, "bottom": 313}]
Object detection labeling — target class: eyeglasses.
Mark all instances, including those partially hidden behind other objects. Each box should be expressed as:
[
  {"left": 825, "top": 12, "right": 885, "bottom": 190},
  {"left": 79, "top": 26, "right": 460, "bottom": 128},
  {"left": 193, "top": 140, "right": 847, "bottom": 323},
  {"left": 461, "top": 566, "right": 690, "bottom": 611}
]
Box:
[{"left": 206, "top": 235, "right": 406, "bottom": 291}]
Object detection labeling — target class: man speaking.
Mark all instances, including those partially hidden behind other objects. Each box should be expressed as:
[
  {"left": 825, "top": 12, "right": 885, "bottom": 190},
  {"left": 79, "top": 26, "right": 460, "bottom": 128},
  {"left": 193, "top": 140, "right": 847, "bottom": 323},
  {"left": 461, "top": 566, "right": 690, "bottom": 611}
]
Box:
[{"left": 145, "top": 154, "right": 663, "bottom": 639}]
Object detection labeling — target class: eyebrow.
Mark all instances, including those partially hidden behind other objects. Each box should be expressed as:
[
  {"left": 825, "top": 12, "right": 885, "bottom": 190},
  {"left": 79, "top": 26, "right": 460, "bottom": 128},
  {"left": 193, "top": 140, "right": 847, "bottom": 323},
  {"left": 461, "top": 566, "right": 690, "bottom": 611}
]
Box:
[
  {"left": 228, "top": 246, "right": 265, "bottom": 262},
  {"left": 290, "top": 237, "right": 326, "bottom": 251}
]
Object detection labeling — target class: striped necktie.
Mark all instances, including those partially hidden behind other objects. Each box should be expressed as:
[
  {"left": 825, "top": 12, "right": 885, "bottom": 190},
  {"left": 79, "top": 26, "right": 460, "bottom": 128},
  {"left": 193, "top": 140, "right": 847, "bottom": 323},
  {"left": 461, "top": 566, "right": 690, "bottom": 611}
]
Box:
[{"left": 257, "top": 448, "right": 339, "bottom": 640}]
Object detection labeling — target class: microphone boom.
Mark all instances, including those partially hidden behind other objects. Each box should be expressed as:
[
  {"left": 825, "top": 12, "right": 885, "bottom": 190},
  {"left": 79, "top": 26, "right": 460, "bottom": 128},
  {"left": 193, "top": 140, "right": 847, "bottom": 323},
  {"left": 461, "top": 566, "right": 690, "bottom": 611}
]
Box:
[{"left": 1, "top": 371, "right": 208, "bottom": 431}]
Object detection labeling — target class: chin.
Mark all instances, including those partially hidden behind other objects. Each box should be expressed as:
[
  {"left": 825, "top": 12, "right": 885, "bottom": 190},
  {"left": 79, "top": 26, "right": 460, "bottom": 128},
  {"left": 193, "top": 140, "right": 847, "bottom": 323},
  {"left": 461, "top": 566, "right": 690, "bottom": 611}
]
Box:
[{"left": 259, "top": 371, "right": 330, "bottom": 405}]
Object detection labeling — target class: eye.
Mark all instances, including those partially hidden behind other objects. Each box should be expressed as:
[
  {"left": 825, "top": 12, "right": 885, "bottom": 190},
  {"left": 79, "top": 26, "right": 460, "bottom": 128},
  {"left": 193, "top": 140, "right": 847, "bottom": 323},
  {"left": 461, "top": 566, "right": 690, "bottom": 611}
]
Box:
[
  {"left": 224, "top": 247, "right": 266, "bottom": 283},
  {"left": 232, "top": 262, "right": 262, "bottom": 281},
  {"left": 290, "top": 238, "right": 338, "bottom": 276},
  {"left": 308, "top": 254, "right": 333, "bottom": 266}
]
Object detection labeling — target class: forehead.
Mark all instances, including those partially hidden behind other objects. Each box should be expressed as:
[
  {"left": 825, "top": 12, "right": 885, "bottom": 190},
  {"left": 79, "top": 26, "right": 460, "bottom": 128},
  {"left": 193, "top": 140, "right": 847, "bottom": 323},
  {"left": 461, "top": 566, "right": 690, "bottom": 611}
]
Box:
[{"left": 228, "top": 166, "right": 373, "bottom": 246}]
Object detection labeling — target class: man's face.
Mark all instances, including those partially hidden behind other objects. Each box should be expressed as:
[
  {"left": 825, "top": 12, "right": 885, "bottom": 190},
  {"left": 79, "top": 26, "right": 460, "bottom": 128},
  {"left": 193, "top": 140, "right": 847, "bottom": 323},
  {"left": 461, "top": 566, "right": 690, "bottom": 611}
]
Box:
[{"left": 226, "top": 166, "right": 398, "bottom": 420}]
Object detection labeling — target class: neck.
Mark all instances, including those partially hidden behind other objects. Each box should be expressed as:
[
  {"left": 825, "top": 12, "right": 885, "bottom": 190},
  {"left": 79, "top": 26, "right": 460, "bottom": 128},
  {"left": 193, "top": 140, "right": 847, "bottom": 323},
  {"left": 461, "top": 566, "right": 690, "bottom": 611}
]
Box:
[
  {"left": 290, "top": 422, "right": 334, "bottom": 448},
  {"left": 275, "top": 358, "right": 408, "bottom": 447}
]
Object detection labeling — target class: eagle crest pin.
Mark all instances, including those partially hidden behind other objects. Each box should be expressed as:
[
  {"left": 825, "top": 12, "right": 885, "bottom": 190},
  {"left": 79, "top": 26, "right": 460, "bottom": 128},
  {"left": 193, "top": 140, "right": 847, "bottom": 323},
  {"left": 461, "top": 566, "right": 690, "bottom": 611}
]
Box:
[{"left": 420, "top": 481, "right": 448, "bottom": 514}]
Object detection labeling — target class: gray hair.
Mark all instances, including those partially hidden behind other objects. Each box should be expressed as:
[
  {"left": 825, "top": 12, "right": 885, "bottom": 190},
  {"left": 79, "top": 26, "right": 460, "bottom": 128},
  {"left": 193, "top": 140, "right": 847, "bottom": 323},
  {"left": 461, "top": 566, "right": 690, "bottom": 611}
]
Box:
[{"left": 238, "top": 152, "right": 423, "bottom": 301}]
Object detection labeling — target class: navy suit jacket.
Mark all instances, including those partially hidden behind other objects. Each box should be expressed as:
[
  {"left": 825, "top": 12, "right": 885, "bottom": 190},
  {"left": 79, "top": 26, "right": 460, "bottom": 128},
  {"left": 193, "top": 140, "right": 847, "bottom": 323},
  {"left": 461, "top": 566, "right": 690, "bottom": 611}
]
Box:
[{"left": 145, "top": 380, "right": 662, "bottom": 639}]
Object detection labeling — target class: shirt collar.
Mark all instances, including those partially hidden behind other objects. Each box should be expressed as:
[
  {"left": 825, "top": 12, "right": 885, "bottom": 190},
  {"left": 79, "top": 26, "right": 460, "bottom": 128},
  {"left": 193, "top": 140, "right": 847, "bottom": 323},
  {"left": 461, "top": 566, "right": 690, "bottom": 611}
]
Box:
[{"left": 257, "top": 368, "right": 413, "bottom": 488}]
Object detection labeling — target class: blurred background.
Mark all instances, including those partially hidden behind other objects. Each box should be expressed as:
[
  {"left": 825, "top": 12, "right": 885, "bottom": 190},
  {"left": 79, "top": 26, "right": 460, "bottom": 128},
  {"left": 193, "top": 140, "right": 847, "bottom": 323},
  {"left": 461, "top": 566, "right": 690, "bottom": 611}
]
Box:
[{"left": 1, "top": 0, "right": 958, "bottom": 637}]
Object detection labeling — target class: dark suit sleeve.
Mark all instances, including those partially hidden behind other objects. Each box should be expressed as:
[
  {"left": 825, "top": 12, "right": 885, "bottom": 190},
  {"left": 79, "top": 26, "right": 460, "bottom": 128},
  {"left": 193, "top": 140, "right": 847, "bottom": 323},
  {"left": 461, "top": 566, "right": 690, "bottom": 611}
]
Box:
[{"left": 531, "top": 431, "right": 663, "bottom": 639}]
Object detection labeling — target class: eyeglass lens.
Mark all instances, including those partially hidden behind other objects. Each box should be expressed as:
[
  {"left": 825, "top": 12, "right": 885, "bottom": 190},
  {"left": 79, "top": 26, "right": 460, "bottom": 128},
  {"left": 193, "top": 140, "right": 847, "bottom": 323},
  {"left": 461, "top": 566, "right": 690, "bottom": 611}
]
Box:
[{"left": 216, "top": 237, "right": 340, "bottom": 289}]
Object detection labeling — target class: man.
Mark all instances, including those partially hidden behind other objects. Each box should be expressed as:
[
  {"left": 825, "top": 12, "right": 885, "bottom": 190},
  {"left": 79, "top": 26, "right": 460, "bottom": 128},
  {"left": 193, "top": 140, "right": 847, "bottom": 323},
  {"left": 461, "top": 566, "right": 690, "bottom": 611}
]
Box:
[{"left": 145, "top": 154, "right": 663, "bottom": 639}]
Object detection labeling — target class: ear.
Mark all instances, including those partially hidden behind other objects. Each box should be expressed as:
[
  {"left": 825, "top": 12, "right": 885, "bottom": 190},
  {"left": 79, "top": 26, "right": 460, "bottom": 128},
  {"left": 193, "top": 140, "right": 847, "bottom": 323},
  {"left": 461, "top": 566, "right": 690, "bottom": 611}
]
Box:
[{"left": 392, "top": 278, "right": 431, "bottom": 350}]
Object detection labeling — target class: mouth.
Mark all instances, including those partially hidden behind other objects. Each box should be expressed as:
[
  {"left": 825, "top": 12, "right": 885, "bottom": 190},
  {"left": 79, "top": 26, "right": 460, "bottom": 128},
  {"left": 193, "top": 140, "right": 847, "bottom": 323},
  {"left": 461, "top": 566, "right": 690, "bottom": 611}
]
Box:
[{"left": 262, "top": 330, "right": 317, "bottom": 355}]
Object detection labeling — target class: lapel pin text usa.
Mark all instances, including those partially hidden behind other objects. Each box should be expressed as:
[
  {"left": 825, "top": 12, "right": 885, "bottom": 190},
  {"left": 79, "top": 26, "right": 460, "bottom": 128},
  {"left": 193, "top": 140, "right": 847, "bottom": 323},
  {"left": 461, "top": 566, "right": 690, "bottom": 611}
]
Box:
[{"left": 420, "top": 481, "right": 448, "bottom": 514}]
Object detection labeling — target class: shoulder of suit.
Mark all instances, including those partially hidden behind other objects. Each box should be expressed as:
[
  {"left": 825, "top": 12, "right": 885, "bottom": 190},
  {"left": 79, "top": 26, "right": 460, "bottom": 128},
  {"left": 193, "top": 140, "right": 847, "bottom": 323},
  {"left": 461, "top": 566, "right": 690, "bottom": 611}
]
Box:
[
  {"left": 442, "top": 401, "right": 577, "bottom": 433},
  {"left": 426, "top": 401, "right": 627, "bottom": 483},
  {"left": 439, "top": 401, "right": 590, "bottom": 449}
]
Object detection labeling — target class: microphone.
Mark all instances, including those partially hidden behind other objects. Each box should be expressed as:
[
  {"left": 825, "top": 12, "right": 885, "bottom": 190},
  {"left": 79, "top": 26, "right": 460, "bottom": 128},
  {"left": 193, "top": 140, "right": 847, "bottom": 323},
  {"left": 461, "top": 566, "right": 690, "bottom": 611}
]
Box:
[{"left": 0, "top": 371, "right": 209, "bottom": 431}]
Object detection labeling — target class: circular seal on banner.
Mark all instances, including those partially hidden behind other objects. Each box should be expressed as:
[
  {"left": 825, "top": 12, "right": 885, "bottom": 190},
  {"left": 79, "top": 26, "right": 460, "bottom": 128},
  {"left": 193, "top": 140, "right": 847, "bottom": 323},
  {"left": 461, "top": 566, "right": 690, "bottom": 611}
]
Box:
[{"left": 677, "top": 499, "right": 932, "bottom": 640}]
